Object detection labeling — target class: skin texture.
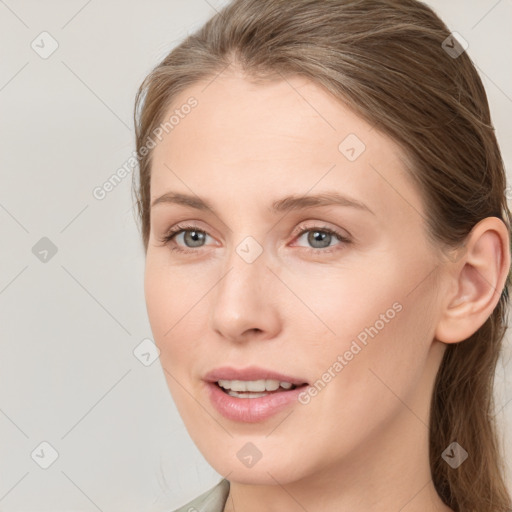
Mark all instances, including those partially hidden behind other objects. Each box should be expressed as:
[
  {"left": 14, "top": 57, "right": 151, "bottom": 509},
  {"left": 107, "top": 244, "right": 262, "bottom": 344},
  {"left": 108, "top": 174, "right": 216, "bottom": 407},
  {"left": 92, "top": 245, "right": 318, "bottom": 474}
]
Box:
[{"left": 144, "top": 71, "right": 509, "bottom": 512}]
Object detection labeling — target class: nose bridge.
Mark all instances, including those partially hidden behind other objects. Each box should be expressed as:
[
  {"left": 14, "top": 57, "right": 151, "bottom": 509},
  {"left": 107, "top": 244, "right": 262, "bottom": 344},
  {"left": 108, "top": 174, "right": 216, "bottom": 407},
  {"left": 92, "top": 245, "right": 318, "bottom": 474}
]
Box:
[
  {"left": 210, "top": 234, "right": 278, "bottom": 340},
  {"left": 217, "top": 235, "right": 267, "bottom": 307}
]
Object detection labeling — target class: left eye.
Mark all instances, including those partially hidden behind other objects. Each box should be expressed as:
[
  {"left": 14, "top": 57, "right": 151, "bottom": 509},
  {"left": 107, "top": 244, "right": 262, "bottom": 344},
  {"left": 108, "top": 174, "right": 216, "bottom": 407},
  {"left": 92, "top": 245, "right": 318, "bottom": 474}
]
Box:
[{"left": 294, "top": 227, "right": 348, "bottom": 250}]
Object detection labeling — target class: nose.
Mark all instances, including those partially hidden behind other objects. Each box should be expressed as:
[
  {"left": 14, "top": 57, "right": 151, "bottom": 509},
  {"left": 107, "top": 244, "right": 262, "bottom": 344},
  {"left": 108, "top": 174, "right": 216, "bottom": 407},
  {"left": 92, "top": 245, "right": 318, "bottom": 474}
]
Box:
[{"left": 209, "top": 241, "right": 282, "bottom": 343}]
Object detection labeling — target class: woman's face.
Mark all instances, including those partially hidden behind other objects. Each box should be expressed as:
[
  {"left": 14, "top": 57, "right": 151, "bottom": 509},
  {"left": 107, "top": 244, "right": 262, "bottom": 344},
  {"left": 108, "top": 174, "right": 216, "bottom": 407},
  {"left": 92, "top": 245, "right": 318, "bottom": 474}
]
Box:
[{"left": 144, "top": 72, "right": 448, "bottom": 484}]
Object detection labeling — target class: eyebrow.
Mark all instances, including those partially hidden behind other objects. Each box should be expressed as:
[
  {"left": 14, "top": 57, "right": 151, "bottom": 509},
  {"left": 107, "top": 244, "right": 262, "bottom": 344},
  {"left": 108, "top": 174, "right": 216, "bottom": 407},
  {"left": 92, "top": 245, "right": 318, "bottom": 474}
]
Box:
[{"left": 151, "top": 191, "right": 374, "bottom": 215}]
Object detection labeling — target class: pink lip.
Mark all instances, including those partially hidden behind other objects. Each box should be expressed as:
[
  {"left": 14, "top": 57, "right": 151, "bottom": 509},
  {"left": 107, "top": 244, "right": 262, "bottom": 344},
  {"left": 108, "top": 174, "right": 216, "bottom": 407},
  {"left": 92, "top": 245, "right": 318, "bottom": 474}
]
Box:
[{"left": 203, "top": 366, "right": 309, "bottom": 423}]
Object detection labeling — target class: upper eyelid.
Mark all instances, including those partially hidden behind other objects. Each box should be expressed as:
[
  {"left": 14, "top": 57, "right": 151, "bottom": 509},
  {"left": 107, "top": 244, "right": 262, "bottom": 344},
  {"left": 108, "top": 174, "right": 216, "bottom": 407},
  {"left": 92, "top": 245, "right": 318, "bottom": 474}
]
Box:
[{"left": 167, "top": 222, "right": 345, "bottom": 237}]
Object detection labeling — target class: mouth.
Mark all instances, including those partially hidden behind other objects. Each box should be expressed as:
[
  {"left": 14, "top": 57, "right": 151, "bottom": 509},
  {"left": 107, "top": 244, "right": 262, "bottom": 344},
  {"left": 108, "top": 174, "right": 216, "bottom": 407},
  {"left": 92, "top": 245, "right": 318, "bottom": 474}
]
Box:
[
  {"left": 214, "top": 379, "right": 308, "bottom": 398},
  {"left": 203, "top": 366, "right": 309, "bottom": 399},
  {"left": 203, "top": 367, "right": 310, "bottom": 422}
]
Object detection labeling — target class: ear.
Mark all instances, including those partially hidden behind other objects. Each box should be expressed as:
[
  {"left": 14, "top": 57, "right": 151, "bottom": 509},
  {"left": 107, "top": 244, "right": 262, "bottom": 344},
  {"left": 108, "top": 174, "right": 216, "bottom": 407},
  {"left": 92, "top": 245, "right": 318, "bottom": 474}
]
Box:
[{"left": 435, "top": 216, "right": 511, "bottom": 344}]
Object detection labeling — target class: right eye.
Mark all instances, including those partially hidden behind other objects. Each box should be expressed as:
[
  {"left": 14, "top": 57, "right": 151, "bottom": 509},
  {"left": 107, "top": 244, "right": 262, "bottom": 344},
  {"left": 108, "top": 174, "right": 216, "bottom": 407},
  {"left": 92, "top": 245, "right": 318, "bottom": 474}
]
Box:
[{"left": 159, "top": 223, "right": 214, "bottom": 253}]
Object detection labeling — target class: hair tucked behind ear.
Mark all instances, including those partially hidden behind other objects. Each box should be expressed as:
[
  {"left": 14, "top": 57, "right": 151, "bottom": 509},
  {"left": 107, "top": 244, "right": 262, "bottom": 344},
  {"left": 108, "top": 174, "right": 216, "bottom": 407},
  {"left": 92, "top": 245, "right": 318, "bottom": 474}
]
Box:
[{"left": 132, "top": 1, "right": 512, "bottom": 509}]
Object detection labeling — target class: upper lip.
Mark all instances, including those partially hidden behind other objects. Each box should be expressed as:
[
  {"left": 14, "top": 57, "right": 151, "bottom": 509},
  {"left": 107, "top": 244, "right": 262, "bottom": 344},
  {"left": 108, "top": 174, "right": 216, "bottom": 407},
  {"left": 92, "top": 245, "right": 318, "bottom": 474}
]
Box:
[{"left": 203, "top": 366, "right": 308, "bottom": 385}]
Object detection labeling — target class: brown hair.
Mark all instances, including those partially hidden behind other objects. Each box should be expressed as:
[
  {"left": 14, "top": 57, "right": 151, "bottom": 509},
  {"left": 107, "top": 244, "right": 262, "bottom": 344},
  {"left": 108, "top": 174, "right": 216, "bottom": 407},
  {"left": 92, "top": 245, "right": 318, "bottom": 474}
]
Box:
[{"left": 132, "top": 1, "right": 512, "bottom": 510}]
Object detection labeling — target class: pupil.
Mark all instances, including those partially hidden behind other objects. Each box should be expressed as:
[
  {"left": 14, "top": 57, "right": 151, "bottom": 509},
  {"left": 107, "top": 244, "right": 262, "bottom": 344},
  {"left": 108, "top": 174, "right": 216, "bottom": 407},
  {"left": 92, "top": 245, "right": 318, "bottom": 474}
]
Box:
[
  {"left": 308, "top": 230, "right": 331, "bottom": 248},
  {"left": 185, "top": 230, "right": 205, "bottom": 247}
]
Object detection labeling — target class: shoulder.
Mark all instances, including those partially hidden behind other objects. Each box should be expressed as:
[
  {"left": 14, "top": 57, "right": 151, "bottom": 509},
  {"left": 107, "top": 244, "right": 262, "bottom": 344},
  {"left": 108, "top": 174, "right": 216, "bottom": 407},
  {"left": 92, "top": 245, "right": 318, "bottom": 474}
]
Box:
[{"left": 170, "top": 478, "right": 230, "bottom": 512}]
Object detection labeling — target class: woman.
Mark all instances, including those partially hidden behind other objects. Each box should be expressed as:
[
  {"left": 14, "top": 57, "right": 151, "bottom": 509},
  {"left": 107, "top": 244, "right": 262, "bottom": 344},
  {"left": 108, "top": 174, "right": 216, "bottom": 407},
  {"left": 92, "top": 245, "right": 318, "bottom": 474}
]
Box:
[{"left": 132, "top": 0, "right": 512, "bottom": 511}]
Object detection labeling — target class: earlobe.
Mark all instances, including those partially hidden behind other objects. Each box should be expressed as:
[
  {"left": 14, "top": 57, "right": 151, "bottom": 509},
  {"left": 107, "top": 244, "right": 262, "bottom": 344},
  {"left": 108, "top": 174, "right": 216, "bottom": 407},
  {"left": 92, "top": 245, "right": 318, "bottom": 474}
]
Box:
[{"left": 435, "top": 217, "right": 510, "bottom": 344}]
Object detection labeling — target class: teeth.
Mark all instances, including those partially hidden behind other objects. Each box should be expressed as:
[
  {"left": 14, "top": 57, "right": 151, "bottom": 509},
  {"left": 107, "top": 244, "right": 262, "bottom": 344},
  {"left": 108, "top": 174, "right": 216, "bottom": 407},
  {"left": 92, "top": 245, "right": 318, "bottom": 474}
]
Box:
[{"left": 217, "top": 379, "right": 295, "bottom": 392}]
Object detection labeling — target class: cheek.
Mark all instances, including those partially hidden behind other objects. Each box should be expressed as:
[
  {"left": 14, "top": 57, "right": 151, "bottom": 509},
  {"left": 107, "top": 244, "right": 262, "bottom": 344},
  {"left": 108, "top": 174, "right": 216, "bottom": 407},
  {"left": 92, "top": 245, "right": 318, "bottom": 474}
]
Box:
[
  {"left": 144, "top": 260, "right": 207, "bottom": 420},
  {"left": 295, "top": 258, "right": 436, "bottom": 401},
  {"left": 311, "top": 274, "right": 437, "bottom": 430},
  {"left": 309, "top": 252, "right": 436, "bottom": 349},
  {"left": 144, "top": 258, "right": 172, "bottom": 340},
  {"left": 144, "top": 257, "right": 200, "bottom": 364},
  {"left": 281, "top": 262, "right": 403, "bottom": 345}
]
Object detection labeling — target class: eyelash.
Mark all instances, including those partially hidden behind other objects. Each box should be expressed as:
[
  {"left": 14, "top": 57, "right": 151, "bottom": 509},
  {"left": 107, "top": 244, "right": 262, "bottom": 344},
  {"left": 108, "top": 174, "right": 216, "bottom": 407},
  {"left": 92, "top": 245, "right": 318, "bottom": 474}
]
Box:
[{"left": 158, "top": 222, "right": 351, "bottom": 255}]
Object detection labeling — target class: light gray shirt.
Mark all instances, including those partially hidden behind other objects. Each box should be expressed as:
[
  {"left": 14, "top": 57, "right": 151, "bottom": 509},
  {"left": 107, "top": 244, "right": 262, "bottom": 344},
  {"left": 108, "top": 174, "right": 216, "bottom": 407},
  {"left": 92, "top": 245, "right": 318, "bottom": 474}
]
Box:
[{"left": 171, "top": 479, "right": 230, "bottom": 512}]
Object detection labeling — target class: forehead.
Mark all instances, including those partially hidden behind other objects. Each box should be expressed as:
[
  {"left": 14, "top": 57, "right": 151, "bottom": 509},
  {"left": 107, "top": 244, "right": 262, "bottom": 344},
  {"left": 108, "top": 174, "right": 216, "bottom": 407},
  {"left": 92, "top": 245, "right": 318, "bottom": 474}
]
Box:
[{"left": 149, "top": 72, "right": 424, "bottom": 223}]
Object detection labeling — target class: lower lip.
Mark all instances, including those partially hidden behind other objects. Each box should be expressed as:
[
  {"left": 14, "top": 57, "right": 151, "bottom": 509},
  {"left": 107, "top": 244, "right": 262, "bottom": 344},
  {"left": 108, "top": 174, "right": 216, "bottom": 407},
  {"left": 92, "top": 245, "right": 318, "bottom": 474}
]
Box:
[{"left": 205, "top": 381, "right": 307, "bottom": 423}]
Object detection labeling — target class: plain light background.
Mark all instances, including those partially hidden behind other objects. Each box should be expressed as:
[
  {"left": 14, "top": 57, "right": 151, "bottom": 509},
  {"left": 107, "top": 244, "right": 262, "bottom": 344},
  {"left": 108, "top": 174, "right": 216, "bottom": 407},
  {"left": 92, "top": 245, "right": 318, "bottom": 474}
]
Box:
[{"left": 0, "top": 1, "right": 511, "bottom": 510}]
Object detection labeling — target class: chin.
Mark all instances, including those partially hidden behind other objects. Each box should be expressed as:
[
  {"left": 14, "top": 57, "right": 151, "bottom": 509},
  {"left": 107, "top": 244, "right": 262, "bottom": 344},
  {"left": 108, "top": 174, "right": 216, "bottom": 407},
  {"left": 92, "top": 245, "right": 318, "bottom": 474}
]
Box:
[{"left": 205, "top": 452, "right": 308, "bottom": 486}]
